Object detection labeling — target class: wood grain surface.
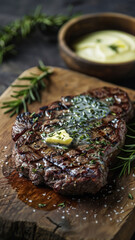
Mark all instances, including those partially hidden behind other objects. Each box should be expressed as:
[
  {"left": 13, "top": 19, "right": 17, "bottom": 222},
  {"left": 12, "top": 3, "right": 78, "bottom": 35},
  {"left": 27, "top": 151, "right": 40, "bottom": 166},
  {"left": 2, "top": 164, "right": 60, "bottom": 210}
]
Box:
[{"left": 1, "top": 67, "right": 135, "bottom": 240}]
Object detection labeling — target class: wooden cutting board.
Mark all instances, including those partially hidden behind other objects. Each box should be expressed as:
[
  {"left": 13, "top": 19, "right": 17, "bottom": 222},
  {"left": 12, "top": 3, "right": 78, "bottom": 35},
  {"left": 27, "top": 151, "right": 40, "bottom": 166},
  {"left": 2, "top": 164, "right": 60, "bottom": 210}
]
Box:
[{"left": 1, "top": 67, "right": 135, "bottom": 240}]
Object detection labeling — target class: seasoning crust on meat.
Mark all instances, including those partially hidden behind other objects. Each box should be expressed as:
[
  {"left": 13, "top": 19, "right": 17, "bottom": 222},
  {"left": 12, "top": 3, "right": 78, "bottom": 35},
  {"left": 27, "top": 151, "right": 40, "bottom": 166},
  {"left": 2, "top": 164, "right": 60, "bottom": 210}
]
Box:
[{"left": 12, "top": 87, "right": 134, "bottom": 195}]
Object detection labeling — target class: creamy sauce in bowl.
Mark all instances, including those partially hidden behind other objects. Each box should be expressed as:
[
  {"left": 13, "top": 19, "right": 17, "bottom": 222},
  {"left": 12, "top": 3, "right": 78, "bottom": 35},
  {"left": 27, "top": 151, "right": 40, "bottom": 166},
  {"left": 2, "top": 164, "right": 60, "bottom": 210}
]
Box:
[{"left": 73, "top": 30, "right": 135, "bottom": 63}]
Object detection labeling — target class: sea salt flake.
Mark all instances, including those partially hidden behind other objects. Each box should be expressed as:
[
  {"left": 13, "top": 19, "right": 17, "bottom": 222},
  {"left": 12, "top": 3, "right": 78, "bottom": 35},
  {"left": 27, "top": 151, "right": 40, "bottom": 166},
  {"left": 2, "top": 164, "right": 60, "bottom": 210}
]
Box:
[
  {"left": 108, "top": 191, "right": 112, "bottom": 194},
  {"left": 120, "top": 210, "right": 124, "bottom": 213}
]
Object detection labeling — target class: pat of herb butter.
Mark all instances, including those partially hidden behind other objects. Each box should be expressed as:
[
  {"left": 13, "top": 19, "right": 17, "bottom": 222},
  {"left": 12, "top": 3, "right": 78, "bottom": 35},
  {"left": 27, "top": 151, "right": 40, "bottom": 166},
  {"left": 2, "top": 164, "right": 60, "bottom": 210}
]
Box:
[{"left": 46, "top": 129, "right": 73, "bottom": 145}]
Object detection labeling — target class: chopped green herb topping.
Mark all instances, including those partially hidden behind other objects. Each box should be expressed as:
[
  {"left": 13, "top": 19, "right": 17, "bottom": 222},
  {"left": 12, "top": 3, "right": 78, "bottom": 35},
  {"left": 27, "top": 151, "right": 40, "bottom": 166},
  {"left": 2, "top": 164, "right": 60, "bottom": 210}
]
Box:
[
  {"left": 128, "top": 193, "right": 133, "bottom": 200},
  {"left": 29, "top": 131, "right": 33, "bottom": 134},
  {"left": 41, "top": 132, "right": 46, "bottom": 138},
  {"left": 30, "top": 112, "right": 35, "bottom": 117},
  {"left": 61, "top": 146, "right": 68, "bottom": 150},
  {"left": 41, "top": 95, "right": 111, "bottom": 148},
  {"left": 38, "top": 203, "right": 46, "bottom": 208},
  {"left": 39, "top": 165, "right": 44, "bottom": 169},
  {"left": 33, "top": 117, "right": 38, "bottom": 122},
  {"left": 58, "top": 202, "right": 65, "bottom": 208},
  {"left": 90, "top": 160, "right": 96, "bottom": 165},
  {"left": 100, "top": 151, "right": 104, "bottom": 156},
  {"left": 105, "top": 97, "right": 115, "bottom": 106}
]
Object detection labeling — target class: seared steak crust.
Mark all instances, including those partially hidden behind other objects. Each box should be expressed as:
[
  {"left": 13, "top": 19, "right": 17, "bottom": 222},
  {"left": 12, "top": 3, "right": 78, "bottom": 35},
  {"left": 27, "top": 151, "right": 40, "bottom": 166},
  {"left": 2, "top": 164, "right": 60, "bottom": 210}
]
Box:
[{"left": 12, "top": 87, "right": 134, "bottom": 195}]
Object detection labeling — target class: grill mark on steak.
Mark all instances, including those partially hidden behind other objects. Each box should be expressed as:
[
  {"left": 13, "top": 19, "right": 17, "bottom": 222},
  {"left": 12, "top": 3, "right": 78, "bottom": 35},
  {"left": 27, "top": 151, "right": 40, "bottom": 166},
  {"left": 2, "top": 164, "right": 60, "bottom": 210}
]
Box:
[{"left": 12, "top": 87, "right": 134, "bottom": 195}]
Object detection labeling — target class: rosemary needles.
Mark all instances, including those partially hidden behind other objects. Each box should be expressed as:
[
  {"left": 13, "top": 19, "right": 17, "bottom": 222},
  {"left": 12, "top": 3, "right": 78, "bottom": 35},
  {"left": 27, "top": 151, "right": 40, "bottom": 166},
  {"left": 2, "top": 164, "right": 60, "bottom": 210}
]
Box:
[
  {"left": 1, "top": 61, "right": 53, "bottom": 117},
  {"left": 0, "top": 6, "right": 75, "bottom": 63},
  {"left": 114, "top": 121, "right": 135, "bottom": 177}
]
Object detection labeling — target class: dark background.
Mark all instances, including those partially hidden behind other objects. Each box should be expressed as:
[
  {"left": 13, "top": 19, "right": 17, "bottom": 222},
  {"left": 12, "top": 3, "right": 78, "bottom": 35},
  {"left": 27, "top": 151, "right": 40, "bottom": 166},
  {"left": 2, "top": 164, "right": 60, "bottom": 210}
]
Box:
[
  {"left": 0, "top": 0, "right": 135, "bottom": 239},
  {"left": 0, "top": 0, "right": 135, "bottom": 95}
]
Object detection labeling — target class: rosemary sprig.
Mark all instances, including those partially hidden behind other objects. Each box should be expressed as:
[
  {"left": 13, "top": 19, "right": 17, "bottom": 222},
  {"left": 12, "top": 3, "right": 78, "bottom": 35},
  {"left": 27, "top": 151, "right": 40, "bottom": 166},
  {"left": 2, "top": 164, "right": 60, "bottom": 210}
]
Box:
[
  {"left": 113, "top": 122, "right": 135, "bottom": 177},
  {"left": 1, "top": 61, "right": 53, "bottom": 117},
  {"left": 0, "top": 6, "right": 76, "bottom": 63}
]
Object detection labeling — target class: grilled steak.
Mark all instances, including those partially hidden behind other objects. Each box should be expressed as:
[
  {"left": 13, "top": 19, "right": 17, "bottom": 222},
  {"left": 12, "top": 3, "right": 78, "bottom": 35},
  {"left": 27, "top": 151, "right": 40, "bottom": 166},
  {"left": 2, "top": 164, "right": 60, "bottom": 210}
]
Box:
[{"left": 12, "top": 87, "right": 134, "bottom": 195}]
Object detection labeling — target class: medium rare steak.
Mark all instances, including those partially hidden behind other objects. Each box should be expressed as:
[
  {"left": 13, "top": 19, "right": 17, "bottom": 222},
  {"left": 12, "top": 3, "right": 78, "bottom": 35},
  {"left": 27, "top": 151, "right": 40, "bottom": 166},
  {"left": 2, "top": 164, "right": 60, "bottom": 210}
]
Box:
[{"left": 12, "top": 87, "right": 134, "bottom": 195}]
